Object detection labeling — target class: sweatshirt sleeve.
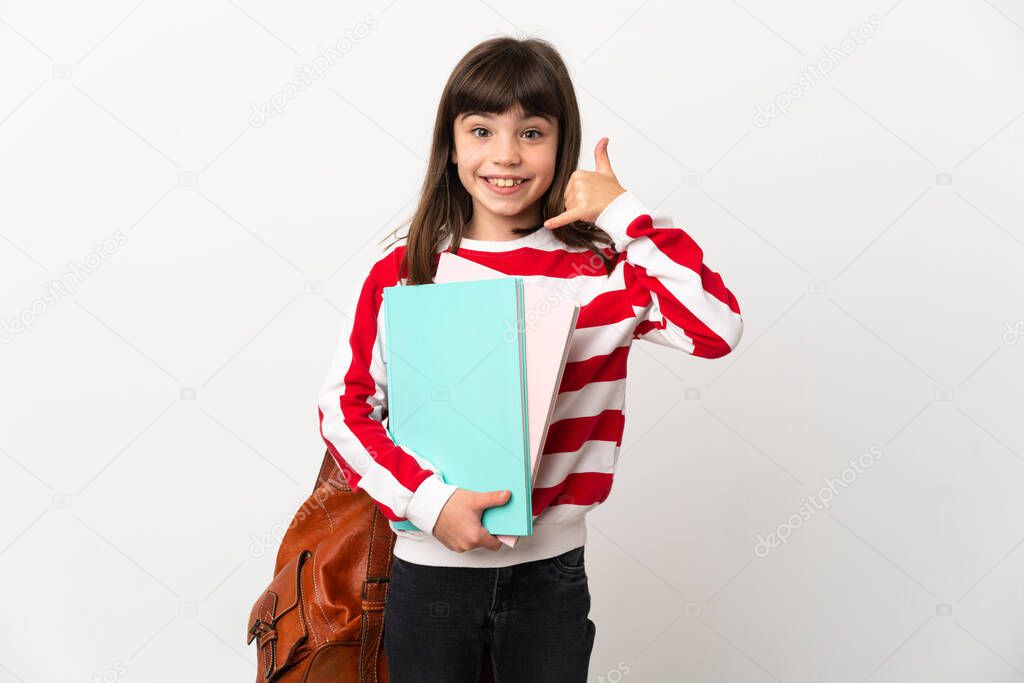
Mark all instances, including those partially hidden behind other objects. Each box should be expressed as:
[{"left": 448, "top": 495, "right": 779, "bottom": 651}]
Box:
[
  {"left": 316, "top": 266, "right": 458, "bottom": 535},
  {"left": 595, "top": 190, "right": 743, "bottom": 358}
]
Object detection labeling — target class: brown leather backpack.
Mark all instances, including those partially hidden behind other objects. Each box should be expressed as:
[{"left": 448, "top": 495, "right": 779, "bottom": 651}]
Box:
[{"left": 247, "top": 450, "right": 495, "bottom": 682}]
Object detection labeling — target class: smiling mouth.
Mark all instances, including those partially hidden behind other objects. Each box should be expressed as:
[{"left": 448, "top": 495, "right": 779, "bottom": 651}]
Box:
[{"left": 482, "top": 176, "right": 528, "bottom": 187}]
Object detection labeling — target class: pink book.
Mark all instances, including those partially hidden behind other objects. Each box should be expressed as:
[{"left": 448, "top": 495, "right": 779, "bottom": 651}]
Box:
[{"left": 434, "top": 251, "right": 580, "bottom": 547}]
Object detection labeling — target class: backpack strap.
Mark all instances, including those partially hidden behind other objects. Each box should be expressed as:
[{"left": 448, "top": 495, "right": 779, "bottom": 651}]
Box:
[
  {"left": 316, "top": 448, "right": 398, "bottom": 682},
  {"left": 360, "top": 503, "right": 395, "bottom": 682}
]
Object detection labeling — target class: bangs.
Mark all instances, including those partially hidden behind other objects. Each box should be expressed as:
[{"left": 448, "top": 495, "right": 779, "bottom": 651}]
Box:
[{"left": 449, "top": 45, "right": 562, "bottom": 123}]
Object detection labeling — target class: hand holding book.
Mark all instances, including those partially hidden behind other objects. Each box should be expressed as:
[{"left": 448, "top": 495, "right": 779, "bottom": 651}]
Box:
[{"left": 433, "top": 488, "right": 512, "bottom": 552}]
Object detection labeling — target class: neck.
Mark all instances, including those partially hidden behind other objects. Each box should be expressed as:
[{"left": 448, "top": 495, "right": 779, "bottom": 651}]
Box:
[{"left": 463, "top": 204, "right": 542, "bottom": 241}]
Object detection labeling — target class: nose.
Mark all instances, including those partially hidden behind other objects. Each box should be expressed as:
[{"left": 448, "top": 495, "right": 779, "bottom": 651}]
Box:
[{"left": 491, "top": 131, "right": 520, "bottom": 166}]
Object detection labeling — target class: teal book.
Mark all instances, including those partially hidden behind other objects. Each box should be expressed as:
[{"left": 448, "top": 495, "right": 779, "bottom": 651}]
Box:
[{"left": 382, "top": 277, "right": 532, "bottom": 536}]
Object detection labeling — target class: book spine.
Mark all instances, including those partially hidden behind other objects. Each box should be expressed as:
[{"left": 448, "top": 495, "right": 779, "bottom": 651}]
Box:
[
  {"left": 383, "top": 288, "right": 398, "bottom": 443},
  {"left": 383, "top": 288, "right": 421, "bottom": 533},
  {"left": 516, "top": 277, "right": 533, "bottom": 536}
]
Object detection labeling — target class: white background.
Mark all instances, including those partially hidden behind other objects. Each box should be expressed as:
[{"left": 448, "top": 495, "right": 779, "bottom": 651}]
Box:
[{"left": 2, "top": 1, "right": 1023, "bottom": 681}]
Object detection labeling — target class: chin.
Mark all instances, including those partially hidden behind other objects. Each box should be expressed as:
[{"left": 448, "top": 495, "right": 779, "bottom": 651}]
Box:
[{"left": 480, "top": 199, "right": 527, "bottom": 215}]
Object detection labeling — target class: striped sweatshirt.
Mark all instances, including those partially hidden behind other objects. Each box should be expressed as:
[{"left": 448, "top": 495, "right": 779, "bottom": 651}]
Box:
[{"left": 316, "top": 190, "right": 743, "bottom": 568}]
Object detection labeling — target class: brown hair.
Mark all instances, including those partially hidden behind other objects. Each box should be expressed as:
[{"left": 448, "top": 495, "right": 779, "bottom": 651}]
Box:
[{"left": 381, "top": 35, "right": 617, "bottom": 285}]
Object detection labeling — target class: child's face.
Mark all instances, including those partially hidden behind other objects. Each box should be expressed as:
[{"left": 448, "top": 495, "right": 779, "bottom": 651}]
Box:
[{"left": 450, "top": 105, "right": 558, "bottom": 226}]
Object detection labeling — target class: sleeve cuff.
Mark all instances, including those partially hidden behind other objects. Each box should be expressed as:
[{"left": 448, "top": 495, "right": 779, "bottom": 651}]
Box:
[
  {"left": 405, "top": 473, "right": 458, "bottom": 535},
  {"left": 594, "top": 190, "right": 653, "bottom": 252}
]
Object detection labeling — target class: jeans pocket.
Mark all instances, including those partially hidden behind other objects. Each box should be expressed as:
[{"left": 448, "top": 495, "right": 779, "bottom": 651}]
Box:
[{"left": 551, "top": 545, "right": 586, "bottom": 574}]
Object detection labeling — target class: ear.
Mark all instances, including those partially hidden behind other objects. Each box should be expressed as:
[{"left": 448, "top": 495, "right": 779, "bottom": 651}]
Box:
[{"left": 450, "top": 147, "right": 457, "bottom": 164}]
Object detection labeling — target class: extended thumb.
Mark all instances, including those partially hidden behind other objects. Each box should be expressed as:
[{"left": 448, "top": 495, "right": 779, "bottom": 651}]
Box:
[
  {"left": 594, "top": 136, "right": 614, "bottom": 175},
  {"left": 482, "top": 490, "right": 511, "bottom": 507}
]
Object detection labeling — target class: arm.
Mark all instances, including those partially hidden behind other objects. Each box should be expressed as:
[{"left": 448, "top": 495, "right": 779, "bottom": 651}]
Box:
[
  {"left": 595, "top": 190, "right": 744, "bottom": 358},
  {"left": 316, "top": 267, "right": 457, "bottom": 535}
]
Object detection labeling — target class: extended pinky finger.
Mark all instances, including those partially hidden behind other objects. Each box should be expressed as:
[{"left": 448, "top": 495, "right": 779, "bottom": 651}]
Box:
[{"left": 544, "top": 208, "right": 584, "bottom": 229}]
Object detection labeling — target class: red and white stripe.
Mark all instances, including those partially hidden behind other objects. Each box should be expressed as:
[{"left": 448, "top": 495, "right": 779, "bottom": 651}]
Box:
[{"left": 316, "top": 190, "right": 743, "bottom": 554}]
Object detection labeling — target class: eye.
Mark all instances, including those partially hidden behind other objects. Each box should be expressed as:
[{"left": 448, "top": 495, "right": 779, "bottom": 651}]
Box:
[
  {"left": 522, "top": 129, "right": 543, "bottom": 139},
  {"left": 471, "top": 126, "right": 490, "bottom": 138}
]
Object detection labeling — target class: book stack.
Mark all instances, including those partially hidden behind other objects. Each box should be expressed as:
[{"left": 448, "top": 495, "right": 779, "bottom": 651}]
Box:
[{"left": 382, "top": 253, "right": 579, "bottom": 545}]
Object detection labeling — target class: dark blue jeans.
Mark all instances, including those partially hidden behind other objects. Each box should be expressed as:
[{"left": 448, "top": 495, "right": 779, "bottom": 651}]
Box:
[{"left": 383, "top": 545, "right": 596, "bottom": 682}]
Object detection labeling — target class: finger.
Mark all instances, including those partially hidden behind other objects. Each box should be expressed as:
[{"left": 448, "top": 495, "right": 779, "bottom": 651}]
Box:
[
  {"left": 543, "top": 207, "right": 586, "bottom": 229},
  {"left": 562, "top": 176, "right": 578, "bottom": 208},
  {"left": 563, "top": 185, "right": 577, "bottom": 212},
  {"left": 480, "top": 531, "right": 502, "bottom": 551},
  {"left": 594, "top": 137, "right": 615, "bottom": 177},
  {"left": 476, "top": 490, "right": 510, "bottom": 510}
]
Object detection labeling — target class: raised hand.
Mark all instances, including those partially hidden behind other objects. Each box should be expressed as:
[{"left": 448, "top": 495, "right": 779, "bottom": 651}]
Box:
[{"left": 542, "top": 136, "right": 626, "bottom": 230}]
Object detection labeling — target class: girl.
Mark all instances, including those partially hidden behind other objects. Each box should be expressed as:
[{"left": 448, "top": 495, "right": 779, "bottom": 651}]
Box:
[{"left": 317, "top": 36, "right": 743, "bottom": 682}]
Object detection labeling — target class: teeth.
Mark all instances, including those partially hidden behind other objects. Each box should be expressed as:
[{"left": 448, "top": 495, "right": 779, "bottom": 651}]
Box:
[{"left": 486, "top": 177, "right": 524, "bottom": 187}]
